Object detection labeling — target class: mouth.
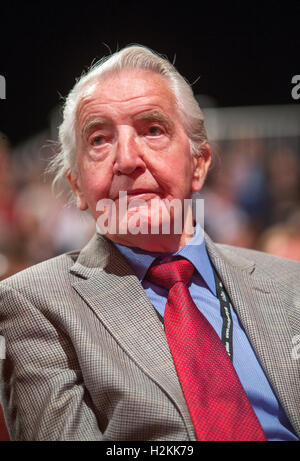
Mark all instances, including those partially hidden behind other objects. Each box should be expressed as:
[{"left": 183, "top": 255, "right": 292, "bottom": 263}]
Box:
[{"left": 115, "top": 189, "right": 163, "bottom": 201}]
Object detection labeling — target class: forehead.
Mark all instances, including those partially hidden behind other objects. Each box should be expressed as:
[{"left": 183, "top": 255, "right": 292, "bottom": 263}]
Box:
[{"left": 76, "top": 68, "right": 178, "bottom": 125}]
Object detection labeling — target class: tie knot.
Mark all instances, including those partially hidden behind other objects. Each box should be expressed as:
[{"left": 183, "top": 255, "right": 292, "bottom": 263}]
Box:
[{"left": 146, "top": 258, "right": 194, "bottom": 290}]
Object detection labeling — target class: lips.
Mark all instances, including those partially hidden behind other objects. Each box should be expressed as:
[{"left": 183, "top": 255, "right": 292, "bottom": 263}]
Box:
[
  {"left": 127, "top": 191, "right": 161, "bottom": 202},
  {"left": 112, "top": 189, "right": 162, "bottom": 200},
  {"left": 126, "top": 189, "right": 158, "bottom": 196}
]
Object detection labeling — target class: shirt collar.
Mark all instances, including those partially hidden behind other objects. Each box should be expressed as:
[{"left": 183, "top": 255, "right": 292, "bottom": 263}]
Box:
[{"left": 112, "top": 224, "right": 216, "bottom": 294}]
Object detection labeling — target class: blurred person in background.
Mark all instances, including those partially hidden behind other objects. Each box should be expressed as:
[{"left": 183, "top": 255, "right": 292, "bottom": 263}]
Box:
[
  {"left": 0, "top": 133, "right": 18, "bottom": 440},
  {"left": 201, "top": 136, "right": 268, "bottom": 249},
  {"left": 0, "top": 45, "right": 299, "bottom": 442},
  {"left": 201, "top": 166, "right": 258, "bottom": 249},
  {"left": 226, "top": 137, "right": 268, "bottom": 234},
  {"left": 0, "top": 132, "right": 26, "bottom": 280},
  {"left": 257, "top": 213, "right": 300, "bottom": 261},
  {"left": 266, "top": 146, "right": 300, "bottom": 224}
]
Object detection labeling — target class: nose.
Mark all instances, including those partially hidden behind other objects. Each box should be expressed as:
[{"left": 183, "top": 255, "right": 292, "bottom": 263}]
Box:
[{"left": 113, "top": 126, "right": 146, "bottom": 176}]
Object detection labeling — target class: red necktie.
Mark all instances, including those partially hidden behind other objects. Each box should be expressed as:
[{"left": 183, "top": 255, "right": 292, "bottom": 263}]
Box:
[{"left": 146, "top": 257, "right": 266, "bottom": 441}]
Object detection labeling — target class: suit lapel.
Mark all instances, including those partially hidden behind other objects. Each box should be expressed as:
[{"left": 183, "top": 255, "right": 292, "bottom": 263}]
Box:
[
  {"left": 206, "top": 235, "right": 300, "bottom": 437},
  {"left": 70, "top": 233, "right": 196, "bottom": 439}
]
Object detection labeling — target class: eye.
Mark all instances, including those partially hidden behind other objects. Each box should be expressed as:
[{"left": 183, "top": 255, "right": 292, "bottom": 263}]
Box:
[
  {"left": 147, "top": 125, "right": 164, "bottom": 136},
  {"left": 91, "top": 136, "right": 105, "bottom": 146}
]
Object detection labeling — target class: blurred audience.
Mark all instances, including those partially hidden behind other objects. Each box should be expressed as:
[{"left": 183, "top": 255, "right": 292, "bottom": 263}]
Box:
[
  {"left": 203, "top": 137, "right": 300, "bottom": 253},
  {"left": 0, "top": 131, "right": 95, "bottom": 281}
]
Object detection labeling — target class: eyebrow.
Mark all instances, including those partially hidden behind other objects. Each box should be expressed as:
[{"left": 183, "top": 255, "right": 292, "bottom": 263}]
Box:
[
  {"left": 81, "top": 117, "right": 111, "bottom": 139},
  {"left": 81, "top": 110, "right": 174, "bottom": 139},
  {"left": 133, "top": 110, "right": 174, "bottom": 131}
]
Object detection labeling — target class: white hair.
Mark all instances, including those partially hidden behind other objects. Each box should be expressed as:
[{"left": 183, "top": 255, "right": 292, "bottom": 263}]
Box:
[{"left": 51, "top": 44, "right": 207, "bottom": 190}]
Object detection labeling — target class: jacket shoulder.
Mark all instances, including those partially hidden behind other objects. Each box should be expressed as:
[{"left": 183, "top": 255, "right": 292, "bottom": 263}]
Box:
[
  {"left": 215, "top": 243, "right": 300, "bottom": 283},
  {"left": 0, "top": 250, "right": 80, "bottom": 294}
]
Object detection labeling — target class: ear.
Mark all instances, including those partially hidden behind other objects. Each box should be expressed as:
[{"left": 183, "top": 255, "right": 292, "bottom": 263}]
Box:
[
  {"left": 65, "top": 170, "right": 89, "bottom": 210},
  {"left": 191, "top": 143, "right": 211, "bottom": 193}
]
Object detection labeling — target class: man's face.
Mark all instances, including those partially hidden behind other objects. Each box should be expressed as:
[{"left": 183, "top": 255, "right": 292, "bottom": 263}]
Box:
[{"left": 67, "top": 68, "right": 210, "bottom": 250}]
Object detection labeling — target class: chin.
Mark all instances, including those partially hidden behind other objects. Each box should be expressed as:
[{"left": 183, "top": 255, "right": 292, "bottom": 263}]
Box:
[{"left": 107, "top": 230, "right": 183, "bottom": 253}]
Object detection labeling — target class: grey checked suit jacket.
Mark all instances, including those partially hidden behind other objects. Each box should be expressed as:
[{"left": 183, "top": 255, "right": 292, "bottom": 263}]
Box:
[{"left": 0, "top": 233, "right": 299, "bottom": 441}]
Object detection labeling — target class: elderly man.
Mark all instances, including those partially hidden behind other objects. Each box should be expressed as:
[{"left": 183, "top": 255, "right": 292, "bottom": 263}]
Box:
[{"left": 0, "top": 45, "right": 299, "bottom": 441}]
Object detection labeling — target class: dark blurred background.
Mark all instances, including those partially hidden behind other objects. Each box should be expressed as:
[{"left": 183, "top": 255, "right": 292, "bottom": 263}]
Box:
[{"left": 1, "top": 0, "right": 300, "bottom": 282}]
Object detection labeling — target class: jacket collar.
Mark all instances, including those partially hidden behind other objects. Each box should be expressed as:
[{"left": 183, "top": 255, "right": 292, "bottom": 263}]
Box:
[{"left": 70, "top": 231, "right": 256, "bottom": 279}]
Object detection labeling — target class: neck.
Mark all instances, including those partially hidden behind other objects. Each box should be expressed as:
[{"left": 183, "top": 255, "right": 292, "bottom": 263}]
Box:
[{"left": 106, "top": 211, "right": 196, "bottom": 253}]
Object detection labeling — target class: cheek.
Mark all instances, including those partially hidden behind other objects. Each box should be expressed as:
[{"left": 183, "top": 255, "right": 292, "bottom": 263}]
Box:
[
  {"left": 157, "top": 143, "right": 193, "bottom": 191},
  {"left": 79, "top": 162, "right": 113, "bottom": 204}
]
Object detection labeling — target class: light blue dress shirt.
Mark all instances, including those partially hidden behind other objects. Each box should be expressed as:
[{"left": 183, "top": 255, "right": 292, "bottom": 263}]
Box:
[{"left": 113, "top": 225, "right": 298, "bottom": 441}]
